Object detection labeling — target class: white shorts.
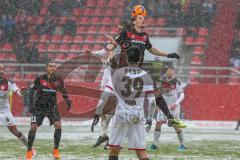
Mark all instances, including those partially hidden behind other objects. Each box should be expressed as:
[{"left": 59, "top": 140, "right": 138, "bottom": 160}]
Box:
[
  {"left": 0, "top": 111, "right": 16, "bottom": 126},
  {"left": 109, "top": 113, "right": 146, "bottom": 150},
  {"left": 155, "top": 105, "right": 181, "bottom": 122}
]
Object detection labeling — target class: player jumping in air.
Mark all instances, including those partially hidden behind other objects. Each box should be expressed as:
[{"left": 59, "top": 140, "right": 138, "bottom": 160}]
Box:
[
  {"left": 89, "top": 21, "right": 132, "bottom": 149},
  {"left": 92, "top": 46, "right": 156, "bottom": 160},
  {"left": 0, "top": 64, "right": 35, "bottom": 156},
  {"left": 25, "top": 62, "right": 72, "bottom": 160},
  {"left": 150, "top": 67, "right": 186, "bottom": 151}
]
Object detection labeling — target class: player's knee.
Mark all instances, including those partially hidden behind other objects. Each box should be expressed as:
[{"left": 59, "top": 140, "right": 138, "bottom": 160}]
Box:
[
  {"left": 54, "top": 121, "right": 62, "bottom": 129},
  {"left": 30, "top": 124, "right": 38, "bottom": 131},
  {"left": 175, "top": 128, "right": 182, "bottom": 134},
  {"left": 156, "top": 121, "right": 163, "bottom": 128},
  {"left": 109, "top": 146, "right": 120, "bottom": 156}
]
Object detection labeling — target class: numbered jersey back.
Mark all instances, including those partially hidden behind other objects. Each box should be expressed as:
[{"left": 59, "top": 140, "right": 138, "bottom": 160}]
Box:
[{"left": 109, "top": 66, "right": 154, "bottom": 113}]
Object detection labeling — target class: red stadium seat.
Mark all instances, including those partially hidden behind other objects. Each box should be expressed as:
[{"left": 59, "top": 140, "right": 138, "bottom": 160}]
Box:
[
  {"left": 112, "top": 17, "right": 120, "bottom": 25},
  {"left": 97, "top": 0, "right": 106, "bottom": 6},
  {"left": 41, "top": 0, "right": 51, "bottom": 7},
  {"left": 193, "top": 46, "right": 205, "bottom": 55},
  {"left": 196, "top": 37, "right": 207, "bottom": 45},
  {"left": 105, "top": 9, "right": 114, "bottom": 16},
  {"left": 36, "top": 16, "right": 45, "bottom": 25},
  {"left": 90, "top": 17, "right": 101, "bottom": 25},
  {"left": 83, "top": 8, "right": 92, "bottom": 16},
  {"left": 70, "top": 44, "right": 81, "bottom": 53},
  {"left": 102, "top": 17, "right": 112, "bottom": 25},
  {"left": 86, "top": 0, "right": 96, "bottom": 7},
  {"left": 0, "top": 53, "right": 7, "bottom": 60},
  {"left": 109, "top": 26, "right": 118, "bottom": 34},
  {"left": 76, "top": 26, "right": 86, "bottom": 34},
  {"left": 99, "top": 26, "right": 109, "bottom": 34},
  {"left": 27, "top": 16, "right": 36, "bottom": 25},
  {"left": 40, "top": 8, "right": 48, "bottom": 16},
  {"left": 8, "top": 54, "right": 16, "bottom": 62},
  {"left": 198, "top": 28, "right": 209, "bottom": 36},
  {"left": 25, "top": 74, "right": 35, "bottom": 81},
  {"left": 40, "top": 35, "right": 50, "bottom": 43},
  {"left": 82, "top": 44, "right": 90, "bottom": 50},
  {"left": 55, "top": 54, "right": 66, "bottom": 62},
  {"left": 156, "top": 18, "right": 166, "bottom": 26},
  {"left": 37, "top": 43, "right": 46, "bottom": 52},
  {"left": 93, "top": 44, "right": 103, "bottom": 50},
  {"left": 87, "top": 26, "right": 97, "bottom": 34},
  {"left": 176, "top": 28, "right": 186, "bottom": 36},
  {"left": 191, "top": 56, "right": 202, "bottom": 65},
  {"left": 29, "top": 34, "right": 40, "bottom": 43},
  {"left": 146, "top": 18, "right": 156, "bottom": 27},
  {"left": 62, "top": 35, "right": 73, "bottom": 43},
  {"left": 85, "top": 35, "right": 95, "bottom": 43},
  {"left": 67, "top": 53, "right": 78, "bottom": 59},
  {"left": 73, "top": 35, "right": 84, "bottom": 43},
  {"left": 184, "top": 37, "right": 195, "bottom": 45},
  {"left": 51, "top": 35, "right": 62, "bottom": 43},
  {"left": 72, "top": 8, "right": 81, "bottom": 17},
  {"left": 94, "top": 8, "right": 103, "bottom": 16},
  {"left": 95, "top": 35, "right": 105, "bottom": 43},
  {"left": 47, "top": 44, "right": 58, "bottom": 52},
  {"left": 58, "top": 16, "right": 68, "bottom": 25},
  {"left": 13, "top": 73, "right": 21, "bottom": 81},
  {"left": 78, "top": 17, "right": 88, "bottom": 25},
  {"left": 59, "top": 44, "right": 70, "bottom": 52},
  {"left": 2, "top": 43, "right": 13, "bottom": 52}
]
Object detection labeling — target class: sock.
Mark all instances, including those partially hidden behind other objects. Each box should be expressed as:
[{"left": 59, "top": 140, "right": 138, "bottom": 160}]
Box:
[
  {"left": 28, "top": 130, "right": 36, "bottom": 151},
  {"left": 109, "top": 156, "right": 118, "bottom": 160},
  {"left": 18, "top": 132, "right": 28, "bottom": 147},
  {"left": 153, "top": 128, "right": 161, "bottom": 145},
  {"left": 101, "top": 115, "right": 111, "bottom": 137},
  {"left": 177, "top": 131, "right": 184, "bottom": 145},
  {"left": 54, "top": 128, "right": 62, "bottom": 149}
]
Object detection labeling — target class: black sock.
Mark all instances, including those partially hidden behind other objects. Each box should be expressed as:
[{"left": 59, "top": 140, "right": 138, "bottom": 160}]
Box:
[
  {"left": 28, "top": 130, "right": 36, "bottom": 151},
  {"left": 109, "top": 156, "right": 118, "bottom": 160},
  {"left": 156, "top": 95, "right": 173, "bottom": 119},
  {"left": 54, "top": 128, "right": 62, "bottom": 149}
]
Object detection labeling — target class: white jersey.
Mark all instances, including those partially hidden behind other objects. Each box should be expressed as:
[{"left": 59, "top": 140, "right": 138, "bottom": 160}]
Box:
[
  {"left": 92, "top": 46, "right": 121, "bottom": 89},
  {"left": 105, "top": 66, "right": 154, "bottom": 117},
  {"left": 0, "top": 79, "right": 20, "bottom": 113},
  {"left": 157, "top": 76, "right": 184, "bottom": 106}
]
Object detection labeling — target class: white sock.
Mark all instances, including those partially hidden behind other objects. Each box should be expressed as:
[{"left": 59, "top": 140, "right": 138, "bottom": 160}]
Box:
[
  {"left": 177, "top": 131, "right": 184, "bottom": 145},
  {"left": 153, "top": 129, "right": 161, "bottom": 145}
]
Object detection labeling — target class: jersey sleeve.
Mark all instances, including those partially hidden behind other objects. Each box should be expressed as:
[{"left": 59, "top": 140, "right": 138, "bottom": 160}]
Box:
[
  {"left": 115, "top": 30, "right": 127, "bottom": 46},
  {"left": 176, "top": 82, "right": 184, "bottom": 94},
  {"left": 145, "top": 34, "right": 152, "bottom": 50},
  {"left": 8, "top": 80, "right": 20, "bottom": 93}
]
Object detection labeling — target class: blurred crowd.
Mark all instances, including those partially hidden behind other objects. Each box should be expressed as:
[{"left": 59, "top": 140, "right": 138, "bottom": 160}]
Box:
[
  {"left": 124, "top": 0, "right": 217, "bottom": 27},
  {"left": 0, "top": 0, "right": 84, "bottom": 63}
]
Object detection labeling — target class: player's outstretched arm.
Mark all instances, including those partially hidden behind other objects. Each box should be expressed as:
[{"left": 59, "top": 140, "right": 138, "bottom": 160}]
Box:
[{"left": 148, "top": 47, "right": 180, "bottom": 59}]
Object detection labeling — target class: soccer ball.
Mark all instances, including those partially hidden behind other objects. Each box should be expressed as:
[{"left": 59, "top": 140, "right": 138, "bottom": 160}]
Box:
[{"left": 131, "top": 5, "right": 147, "bottom": 17}]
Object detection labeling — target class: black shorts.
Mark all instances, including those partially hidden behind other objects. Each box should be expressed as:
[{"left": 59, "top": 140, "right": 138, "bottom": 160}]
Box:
[{"left": 31, "top": 109, "right": 61, "bottom": 126}]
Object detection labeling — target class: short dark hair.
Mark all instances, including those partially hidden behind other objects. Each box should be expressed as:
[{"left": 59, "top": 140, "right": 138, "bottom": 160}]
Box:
[
  {"left": 126, "top": 46, "right": 141, "bottom": 63},
  {"left": 46, "top": 60, "right": 56, "bottom": 67}
]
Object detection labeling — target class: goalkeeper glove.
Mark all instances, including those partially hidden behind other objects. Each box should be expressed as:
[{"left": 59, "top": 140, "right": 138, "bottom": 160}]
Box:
[
  {"left": 91, "top": 114, "right": 100, "bottom": 132},
  {"left": 167, "top": 53, "right": 180, "bottom": 59},
  {"left": 145, "top": 119, "right": 152, "bottom": 132}
]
